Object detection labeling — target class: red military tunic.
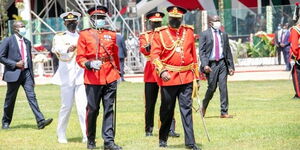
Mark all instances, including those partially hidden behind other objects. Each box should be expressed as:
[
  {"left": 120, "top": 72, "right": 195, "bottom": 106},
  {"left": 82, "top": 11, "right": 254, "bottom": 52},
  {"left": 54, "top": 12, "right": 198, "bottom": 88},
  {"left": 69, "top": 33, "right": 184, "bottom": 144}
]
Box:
[
  {"left": 291, "top": 25, "right": 300, "bottom": 59},
  {"left": 139, "top": 31, "right": 157, "bottom": 82},
  {"left": 76, "top": 28, "right": 120, "bottom": 85},
  {"left": 150, "top": 25, "right": 199, "bottom": 86}
]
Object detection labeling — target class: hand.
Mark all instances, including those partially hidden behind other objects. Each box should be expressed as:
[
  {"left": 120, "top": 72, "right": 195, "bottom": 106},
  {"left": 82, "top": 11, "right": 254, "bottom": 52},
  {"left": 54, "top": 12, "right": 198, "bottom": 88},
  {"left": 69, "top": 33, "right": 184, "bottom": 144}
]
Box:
[
  {"left": 67, "top": 45, "right": 76, "bottom": 52},
  {"left": 160, "top": 71, "right": 171, "bottom": 82},
  {"left": 280, "top": 43, "right": 285, "bottom": 47},
  {"left": 16, "top": 60, "right": 24, "bottom": 69},
  {"left": 145, "top": 45, "right": 151, "bottom": 52},
  {"left": 204, "top": 66, "right": 212, "bottom": 73},
  {"left": 90, "top": 60, "right": 102, "bottom": 70},
  {"left": 229, "top": 69, "right": 234, "bottom": 76},
  {"left": 85, "top": 60, "right": 102, "bottom": 70}
]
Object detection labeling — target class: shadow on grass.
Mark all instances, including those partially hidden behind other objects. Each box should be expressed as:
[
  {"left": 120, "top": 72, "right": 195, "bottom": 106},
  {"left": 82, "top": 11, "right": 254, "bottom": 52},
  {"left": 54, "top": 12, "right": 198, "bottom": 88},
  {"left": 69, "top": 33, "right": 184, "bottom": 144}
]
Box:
[
  {"left": 68, "top": 137, "right": 85, "bottom": 143},
  {"left": 204, "top": 116, "right": 220, "bottom": 118},
  {"left": 10, "top": 124, "right": 37, "bottom": 129},
  {"left": 68, "top": 137, "right": 104, "bottom": 149},
  {"left": 168, "top": 143, "right": 203, "bottom": 149}
]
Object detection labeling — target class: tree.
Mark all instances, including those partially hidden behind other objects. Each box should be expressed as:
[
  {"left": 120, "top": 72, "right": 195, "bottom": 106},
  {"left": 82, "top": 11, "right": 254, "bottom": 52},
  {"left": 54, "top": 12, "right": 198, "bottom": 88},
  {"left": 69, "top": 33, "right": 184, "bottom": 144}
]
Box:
[{"left": 0, "top": 0, "right": 9, "bottom": 40}]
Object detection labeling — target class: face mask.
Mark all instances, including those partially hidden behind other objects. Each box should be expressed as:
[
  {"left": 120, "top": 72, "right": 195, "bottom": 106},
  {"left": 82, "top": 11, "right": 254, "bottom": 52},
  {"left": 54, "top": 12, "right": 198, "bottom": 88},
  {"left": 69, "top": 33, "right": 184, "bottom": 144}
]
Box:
[
  {"left": 66, "top": 22, "right": 77, "bottom": 31},
  {"left": 128, "top": 36, "right": 133, "bottom": 39},
  {"left": 277, "top": 26, "right": 281, "bottom": 30},
  {"left": 151, "top": 22, "right": 162, "bottom": 30},
  {"left": 283, "top": 29, "right": 287, "bottom": 32},
  {"left": 18, "top": 27, "right": 27, "bottom": 36},
  {"left": 94, "top": 19, "right": 106, "bottom": 28},
  {"left": 169, "top": 18, "right": 181, "bottom": 28},
  {"left": 212, "top": 21, "right": 221, "bottom": 30}
]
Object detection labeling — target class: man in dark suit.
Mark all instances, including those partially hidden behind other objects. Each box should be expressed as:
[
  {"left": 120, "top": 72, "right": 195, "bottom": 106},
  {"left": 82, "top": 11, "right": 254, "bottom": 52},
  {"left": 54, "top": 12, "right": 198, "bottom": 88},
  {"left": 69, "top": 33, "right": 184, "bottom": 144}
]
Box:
[
  {"left": 116, "top": 29, "right": 127, "bottom": 81},
  {"left": 275, "top": 23, "right": 291, "bottom": 71},
  {"left": 199, "top": 15, "right": 235, "bottom": 118},
  {"left": 0, "top": 21, "right": 53, "bottom": 129}
]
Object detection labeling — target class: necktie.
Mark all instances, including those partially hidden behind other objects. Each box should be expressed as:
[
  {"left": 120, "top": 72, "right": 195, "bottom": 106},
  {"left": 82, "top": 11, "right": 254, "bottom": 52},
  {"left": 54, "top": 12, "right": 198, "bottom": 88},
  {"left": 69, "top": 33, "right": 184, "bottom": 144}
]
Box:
[
  {"left": 214, "top": 30, "right": 220, "bottom": 61},
  {"left": 19, "top": 39, "right": 25, "bottom": 60}
]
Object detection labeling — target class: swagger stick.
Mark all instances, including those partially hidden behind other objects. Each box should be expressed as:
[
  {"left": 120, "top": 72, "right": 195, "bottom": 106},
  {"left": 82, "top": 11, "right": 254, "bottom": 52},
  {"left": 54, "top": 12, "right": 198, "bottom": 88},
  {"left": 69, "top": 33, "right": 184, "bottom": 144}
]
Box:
[{"left": 195, "top": 90, "right": 211, "bottom": 142}]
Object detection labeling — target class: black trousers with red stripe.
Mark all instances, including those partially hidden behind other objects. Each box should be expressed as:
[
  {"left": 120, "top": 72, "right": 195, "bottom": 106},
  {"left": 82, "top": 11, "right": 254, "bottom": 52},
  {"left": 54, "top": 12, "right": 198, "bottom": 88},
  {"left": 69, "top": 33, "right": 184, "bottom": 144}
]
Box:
[
  {"left": 292, "top": 63, "right": 300, "bottom": 97},
  {"left": 159, "top": 83, "right": 195, "bottom": 145},
  {"left": 85, "top": 81, "right": 117, "bottom": 145},
  {"left": 145, "top": 82, "right": 176, "bottom": 133}
]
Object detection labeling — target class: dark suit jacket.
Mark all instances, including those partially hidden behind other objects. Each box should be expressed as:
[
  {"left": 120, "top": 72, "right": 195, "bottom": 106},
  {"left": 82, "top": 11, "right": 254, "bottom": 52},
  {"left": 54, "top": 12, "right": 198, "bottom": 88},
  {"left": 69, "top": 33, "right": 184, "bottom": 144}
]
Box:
[
  {"left": 274, "top": 30, "right": 290, "bottom": 47},
  {"left": 199, "top": 28, "right": 235, "bottom": 73},
  {"left": 0, "top": 34, "right": 35, "bottom": 83},
  {"left": 116, "top": 34, "right": 127, "bottom": 59}
]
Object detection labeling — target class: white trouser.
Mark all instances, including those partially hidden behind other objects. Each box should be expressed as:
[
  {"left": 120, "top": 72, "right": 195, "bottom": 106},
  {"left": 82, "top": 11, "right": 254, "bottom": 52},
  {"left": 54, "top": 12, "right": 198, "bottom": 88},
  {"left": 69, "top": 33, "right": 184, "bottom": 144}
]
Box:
[{"left": 57, "top": 84, "right": 87, "bottom": 140}]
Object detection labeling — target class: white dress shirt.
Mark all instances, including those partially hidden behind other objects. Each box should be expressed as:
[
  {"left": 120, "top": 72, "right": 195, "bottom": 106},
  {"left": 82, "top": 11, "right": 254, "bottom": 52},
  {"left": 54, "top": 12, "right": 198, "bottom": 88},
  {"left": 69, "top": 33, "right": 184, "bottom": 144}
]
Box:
[
  {"left": 209, "top": 28, "right": 224, "bottom": 60},
  {"left": 15, "top": 34, "right": 28, "bottom": 68}
]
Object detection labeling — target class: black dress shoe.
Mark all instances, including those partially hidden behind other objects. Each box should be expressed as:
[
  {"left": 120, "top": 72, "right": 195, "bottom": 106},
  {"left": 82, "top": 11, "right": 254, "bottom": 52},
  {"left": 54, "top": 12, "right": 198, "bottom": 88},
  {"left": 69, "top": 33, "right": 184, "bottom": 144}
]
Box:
[
  {"left": 145, "top": 132, "right": 153, "bottom": 136},
  {"left": 186, "top": 144, "right": 201, "bottom": 150},
  {"left": 37, "top": 118, "right": 53, "bottom": 129},
  {"left": 104, "top": 143, "right": 122, "bottom": 150},
  {"left": 292, "top": 95, "right": 300, "bottom": 100},
  {"left": 159, "top": 140, "right": 167, "bottom": 147},
  {"left": 2, "top": 123, "right": 9, "bottom": 129},
  {"left": 87, "top": 140, "right": 96, "bottom": 149},
  {"left": 169, "top": 130, "right": 180, "bottom": 137}
]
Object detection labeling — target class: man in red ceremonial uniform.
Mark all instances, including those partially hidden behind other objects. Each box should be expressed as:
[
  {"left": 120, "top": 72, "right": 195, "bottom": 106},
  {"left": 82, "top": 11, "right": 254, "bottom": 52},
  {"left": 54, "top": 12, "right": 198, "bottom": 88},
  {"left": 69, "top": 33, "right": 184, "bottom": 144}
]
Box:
[
  {"left": 291, "top": 2, "right": 300, "bottom": 100},
  {"left": 139, "top": 11, "right": 180, "bottom": 137},
  {"left": 76, "top": 6, "right": 122, "bottom": 150},
  {"left": 150, "top": 6, "right": 200, "bottom": 150}
]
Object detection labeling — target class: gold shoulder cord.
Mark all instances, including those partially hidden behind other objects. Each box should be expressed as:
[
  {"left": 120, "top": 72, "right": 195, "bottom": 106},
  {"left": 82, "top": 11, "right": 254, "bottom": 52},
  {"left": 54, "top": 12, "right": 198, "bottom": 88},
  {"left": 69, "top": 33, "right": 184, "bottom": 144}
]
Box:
[
  {"left": 159, "top": 28, "right": 186, "bottom": 62},
  {"left": 53, "top": 34, "right": 77, "bottom": 62},
  {"left": 55, "top": 50, "right": 77, "bottom": 62}
]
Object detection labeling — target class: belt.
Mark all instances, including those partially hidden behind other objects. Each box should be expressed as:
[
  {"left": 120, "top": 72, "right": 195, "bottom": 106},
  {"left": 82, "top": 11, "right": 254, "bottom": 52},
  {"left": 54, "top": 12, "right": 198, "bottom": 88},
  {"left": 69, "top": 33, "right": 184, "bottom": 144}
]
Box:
[
  {"left": 163, "top": 63, "right": 194, "bottom": 72},
  {"left": 209, "top": 58, "right": 224, "bottom": 62},
  {"left": 90, "top": 56, "right": 111, "bottom": 62},
  {"left": 145, "top": 55, "right": 150, "bottom": 61}
]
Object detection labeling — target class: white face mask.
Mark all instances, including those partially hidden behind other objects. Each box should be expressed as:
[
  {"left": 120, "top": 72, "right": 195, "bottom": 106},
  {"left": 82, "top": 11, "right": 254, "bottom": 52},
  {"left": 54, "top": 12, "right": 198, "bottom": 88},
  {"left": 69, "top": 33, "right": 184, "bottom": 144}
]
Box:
[
  {"left": 18, "top": 27, "right": 27, "bottom": 36},
  {"left": 212, "top": 21, "right": 221, "bottom": 30},
  {"left": 94, "top": 19, "right": 106, "bottom": 28}
]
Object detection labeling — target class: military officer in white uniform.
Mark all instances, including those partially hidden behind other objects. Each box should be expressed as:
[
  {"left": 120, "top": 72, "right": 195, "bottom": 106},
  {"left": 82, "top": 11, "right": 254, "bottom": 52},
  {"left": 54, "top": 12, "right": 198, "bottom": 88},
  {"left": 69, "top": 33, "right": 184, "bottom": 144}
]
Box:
[{"left": 51, "top": 11, "right": 87, "bottom": 144}]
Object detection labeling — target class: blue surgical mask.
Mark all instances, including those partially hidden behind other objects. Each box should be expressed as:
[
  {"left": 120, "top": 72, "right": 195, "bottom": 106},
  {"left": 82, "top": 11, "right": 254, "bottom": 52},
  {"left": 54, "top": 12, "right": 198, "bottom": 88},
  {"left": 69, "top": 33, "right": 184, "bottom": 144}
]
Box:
[
  {"left": 18, "top": 27, "right": 27, "bottom": 36},
  {"left": 95, "top": 19, "right": 106, "bottom": 28}
]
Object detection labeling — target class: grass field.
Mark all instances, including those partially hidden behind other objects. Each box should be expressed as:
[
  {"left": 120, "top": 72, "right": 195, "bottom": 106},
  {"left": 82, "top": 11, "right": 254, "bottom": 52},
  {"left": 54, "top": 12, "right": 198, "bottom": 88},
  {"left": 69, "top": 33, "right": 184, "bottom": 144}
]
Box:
[{"left": 0, "top": 80, "right": 300, "bottom": 150}]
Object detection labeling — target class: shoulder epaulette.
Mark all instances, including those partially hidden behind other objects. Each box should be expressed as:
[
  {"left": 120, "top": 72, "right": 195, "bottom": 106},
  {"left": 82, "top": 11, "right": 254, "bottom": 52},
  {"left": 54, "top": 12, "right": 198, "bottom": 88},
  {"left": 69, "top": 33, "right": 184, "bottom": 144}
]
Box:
[
  {"left": 140, "top": 31, "right": 152, "bottom": 35},
  {"left": 182, "top": 24, "right": 194, "bottom": 30},
  {"left": 55, "top": 32, "right": 65, "bottom": 36},
  {"left": 292, "top": 25, "right": 300, "bottom": 34},
  {"left": 80, "top": 28, "right": 91, "bottom": 32},
  {"left": 154, "top": 26, "right": 168, "bottom": 32},
  {"left": 103, "top": 28, "right": 116, "bottom": 32}
]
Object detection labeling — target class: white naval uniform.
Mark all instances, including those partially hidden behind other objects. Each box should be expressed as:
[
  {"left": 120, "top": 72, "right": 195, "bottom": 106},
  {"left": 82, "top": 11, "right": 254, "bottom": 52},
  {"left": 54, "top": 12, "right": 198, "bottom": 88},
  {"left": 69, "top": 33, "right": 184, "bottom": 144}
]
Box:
[{"left": 51, "top": 30, "right": 87, "bottom": 143}]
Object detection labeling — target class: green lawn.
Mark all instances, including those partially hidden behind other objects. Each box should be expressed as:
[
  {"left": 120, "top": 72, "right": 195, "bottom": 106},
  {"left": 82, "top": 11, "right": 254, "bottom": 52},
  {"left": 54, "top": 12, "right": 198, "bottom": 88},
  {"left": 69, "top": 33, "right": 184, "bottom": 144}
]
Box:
[{"left": 0, "top": 80, "right": 299, "bottom": 150}]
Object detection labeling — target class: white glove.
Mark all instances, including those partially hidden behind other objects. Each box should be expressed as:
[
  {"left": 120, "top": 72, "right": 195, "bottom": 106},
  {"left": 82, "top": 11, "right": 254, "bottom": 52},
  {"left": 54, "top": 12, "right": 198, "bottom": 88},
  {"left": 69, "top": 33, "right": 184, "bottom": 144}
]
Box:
[{"left": 90, "top": 60, "right": 102, "bottom": 70}]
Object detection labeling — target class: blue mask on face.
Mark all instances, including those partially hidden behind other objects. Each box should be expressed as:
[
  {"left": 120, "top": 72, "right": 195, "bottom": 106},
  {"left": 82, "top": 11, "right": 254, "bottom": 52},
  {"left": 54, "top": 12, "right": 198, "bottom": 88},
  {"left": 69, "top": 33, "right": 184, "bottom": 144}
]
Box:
[
  {"left": 18, "top": 27, "right": 27, "bottom": 36},
  {"left": 95, "top": 19, "right": 106, "bottom": 28}
]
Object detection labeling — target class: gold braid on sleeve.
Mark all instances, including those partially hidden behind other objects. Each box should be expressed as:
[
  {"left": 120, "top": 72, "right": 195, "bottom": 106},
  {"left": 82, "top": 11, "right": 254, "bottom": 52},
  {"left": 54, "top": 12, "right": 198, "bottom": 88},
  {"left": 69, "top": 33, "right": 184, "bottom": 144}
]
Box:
[{"left": 152, "top": 58, "right": 166, "bottom": 76}]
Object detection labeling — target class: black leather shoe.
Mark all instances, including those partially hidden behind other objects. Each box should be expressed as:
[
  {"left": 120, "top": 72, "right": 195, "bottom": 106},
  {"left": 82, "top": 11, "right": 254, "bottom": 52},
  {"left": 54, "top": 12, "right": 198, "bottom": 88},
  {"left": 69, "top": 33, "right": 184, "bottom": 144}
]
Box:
[
  {"left": 38, "top": 118, "right": 53, "bottom": 129},
  {"left": 104, "top": 143, "right": 122, "bottom": 150},
  {"left": 2, "top": 123, "right": 9, "bottom": 129},
  {"left": 169, "top": 130, "right": 180, "bottom": 137},
  {"left": 159, "top": 140, "right": 167, "bottom": 147},
  {"left": 87, "top": 140, "right": 96, "bottom": 149},
  {"left": 186, "top": 144, "right": 201, "bottom": 150},
  {"left": 145, "top": 132, "right": 153, "bottom": 136}
]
